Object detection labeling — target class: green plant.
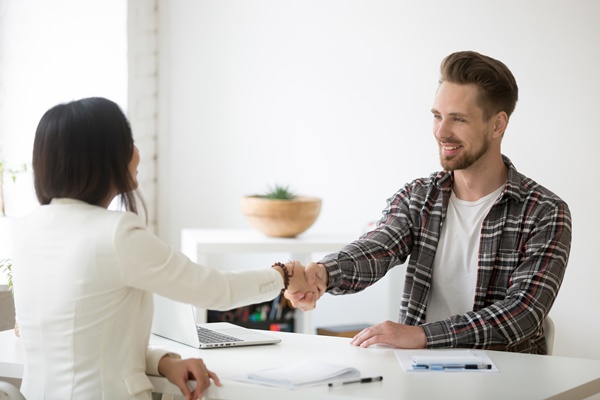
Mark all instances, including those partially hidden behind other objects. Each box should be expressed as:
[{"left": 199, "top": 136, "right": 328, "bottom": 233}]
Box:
[
  {"left": 0, "top": 258, "right": 12, "bottom": 295},
  {"left": 257, "top": 184, "right": 298, "bottom": 200},
  {"left": 0, "top": 161, "right": 29, "bottom": 217}
]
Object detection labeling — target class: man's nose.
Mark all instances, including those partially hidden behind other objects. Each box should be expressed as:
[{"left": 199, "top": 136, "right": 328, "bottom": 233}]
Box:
[{"left": 434, "top": 119, "right": 451, "bottom": 141}]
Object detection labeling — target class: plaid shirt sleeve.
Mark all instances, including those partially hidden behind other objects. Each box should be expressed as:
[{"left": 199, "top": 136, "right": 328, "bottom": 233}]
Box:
[{"left": 319, "top": 180, "right": 419, "bottom": 294}]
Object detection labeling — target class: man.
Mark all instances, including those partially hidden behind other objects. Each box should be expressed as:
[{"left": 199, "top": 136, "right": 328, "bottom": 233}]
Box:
[{"left": 286, "top": 51, "right": 571, "bottom": 354}]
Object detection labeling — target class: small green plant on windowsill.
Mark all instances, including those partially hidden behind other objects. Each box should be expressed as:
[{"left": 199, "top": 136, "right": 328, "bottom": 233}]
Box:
[
  {"left": 0, "top": 161, "right": 29, "bottom": 217},
  {"left": 1, "top": 258, "right": 13, "bottom": 295},
  {"left": 1, "top": 257, "right": 18, "bottom": 336}
]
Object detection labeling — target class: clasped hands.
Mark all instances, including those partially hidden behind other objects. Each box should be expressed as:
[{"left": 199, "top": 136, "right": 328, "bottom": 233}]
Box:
[
  {"left": 283, "top": 261, "right": 427, "bottom": 350},
  {"left": 277, "top": 261, "right": 327, "bottom": 311}
]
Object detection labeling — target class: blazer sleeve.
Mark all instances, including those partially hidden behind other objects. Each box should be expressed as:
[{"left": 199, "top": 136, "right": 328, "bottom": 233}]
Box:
[
  {"left": 145, "top": 347, "right": 181, "bottom": 377},
  {"left": 112, "top": 212, "right": 284, "bottom": 310}
]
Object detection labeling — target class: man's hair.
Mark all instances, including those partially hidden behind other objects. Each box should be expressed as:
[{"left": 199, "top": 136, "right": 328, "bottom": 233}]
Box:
[
  {"left": 439, "top": 51, "right": 519, "bottom": 120},
  {"left": 32, "top": 97, "right": 142, "bottom": 215}
]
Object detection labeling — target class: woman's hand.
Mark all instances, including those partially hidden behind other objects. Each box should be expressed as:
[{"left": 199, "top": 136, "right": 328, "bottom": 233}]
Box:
[{"left": 158, "top": 354, "right": 222, "bottom": 400}]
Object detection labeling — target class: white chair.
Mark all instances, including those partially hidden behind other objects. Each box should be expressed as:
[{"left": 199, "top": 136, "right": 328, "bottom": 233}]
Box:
[
  {"left": 0, "top": 382, "right": 25, "bottom": 400},
  {"left": 543, "top": 316, "right": 555, "bottom": 355}
]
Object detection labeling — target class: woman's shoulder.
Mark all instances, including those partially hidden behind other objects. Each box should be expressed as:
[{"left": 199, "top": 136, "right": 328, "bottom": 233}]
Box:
[{"left": 17, "top": 199, "right": 146, "bottom": 235}]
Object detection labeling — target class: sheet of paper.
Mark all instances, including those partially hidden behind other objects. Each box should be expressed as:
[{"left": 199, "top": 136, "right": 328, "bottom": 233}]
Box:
[{"left": 394, "top": 349, "right": 499, "bottom": 372}]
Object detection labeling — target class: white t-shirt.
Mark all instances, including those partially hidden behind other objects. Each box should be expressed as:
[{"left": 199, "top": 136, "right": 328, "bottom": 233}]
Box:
[{"left": 426, "top": 185, "right": 504, "bottom": 323}]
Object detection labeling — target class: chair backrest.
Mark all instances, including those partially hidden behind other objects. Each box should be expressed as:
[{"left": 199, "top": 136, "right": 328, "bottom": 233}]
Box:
[
  {"left": 0, "top": 381, "right": 25, "bottom": 400},
  {"left": 543, "top": 316, "right": 555, "bottom": 355}
]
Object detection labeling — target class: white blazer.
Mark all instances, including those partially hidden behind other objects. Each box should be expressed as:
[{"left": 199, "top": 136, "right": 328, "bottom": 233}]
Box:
[{"left": 12, "top": 198, "right": 284, "bottom": 399}]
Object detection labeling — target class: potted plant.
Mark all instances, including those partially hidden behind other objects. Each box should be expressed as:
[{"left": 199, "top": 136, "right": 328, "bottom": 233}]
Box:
[
  {"left": 240, "top": 184, "right": 322, "bottom": 238},
  {"left": 0, "top": 257, "right": 18, "bottom": 336},
  {"left": 0, "top": 258, "right": 12, "bottom": 292},
  {"left": 0, "top": 160, "right": 28, "bottom": 337},
  {"left": 0, "top": 161, "right": 28, "bottom": 217}
]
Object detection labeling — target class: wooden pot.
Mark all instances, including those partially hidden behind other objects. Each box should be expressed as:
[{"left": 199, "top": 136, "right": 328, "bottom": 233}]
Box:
[{"left": 240, "top": 196, "right": 322, "bottom": 238}]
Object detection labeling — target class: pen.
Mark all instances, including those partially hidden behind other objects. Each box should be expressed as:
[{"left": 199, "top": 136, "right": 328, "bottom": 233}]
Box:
[
  {"left": 328, "top": 376, "right": 383, "bottom": 387},
  {"left": 413, "top": 364, "right": 492, "bottom": 370}
]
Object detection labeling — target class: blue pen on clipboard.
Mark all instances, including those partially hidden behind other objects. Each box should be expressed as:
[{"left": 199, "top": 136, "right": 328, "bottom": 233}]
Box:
[{"left": 413, "top": 364, "right": 492, "bottom": 370}]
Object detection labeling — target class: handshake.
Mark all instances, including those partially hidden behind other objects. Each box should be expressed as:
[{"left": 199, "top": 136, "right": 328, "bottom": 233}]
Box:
[
  {"left": 274, "top": 261, "right": 427, "bottom": 349},
  {"left": 273, "top": 261, "right": 329, "bottom": 311}
]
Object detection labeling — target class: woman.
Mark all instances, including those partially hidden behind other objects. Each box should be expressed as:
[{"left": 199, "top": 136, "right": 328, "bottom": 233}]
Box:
[{"left": 12, "top": 97, "right": 312, "bottom": 400}]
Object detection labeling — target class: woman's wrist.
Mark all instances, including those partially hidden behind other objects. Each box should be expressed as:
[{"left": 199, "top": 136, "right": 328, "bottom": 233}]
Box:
[
  {"left": 158, "top": 353, "right": 182, "bottom": 376},
  {"left": 271, "top": 261, "right": 295, "bottom": 291}
]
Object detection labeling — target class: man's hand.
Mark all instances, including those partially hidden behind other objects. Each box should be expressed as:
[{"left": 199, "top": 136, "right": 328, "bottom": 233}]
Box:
[
  {"left": 158, "top": 355, "right": 222, "bottom": 400},
  {"left": 304, "top": 262, "right": 328, "bottom": 295},
  {"left": 349, "top": 320, "right": 427, "bottom": 349},
  {"left": 284, "top": 262, "right": 328, "bottom": 311}
]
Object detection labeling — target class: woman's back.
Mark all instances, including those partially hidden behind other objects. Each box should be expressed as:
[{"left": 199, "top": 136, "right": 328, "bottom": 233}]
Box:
[{"left": 13, "top": 198, "right": 154, "bottom": 399}]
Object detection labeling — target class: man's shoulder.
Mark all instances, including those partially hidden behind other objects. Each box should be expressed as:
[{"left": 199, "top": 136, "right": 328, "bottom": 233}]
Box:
[
  {"left": 505, "top": 170, "right": 571, "bottom": 228},
  {"left": 503, "top": 156, "right": 568, "bottom": 209},
  {"left": 510, "top": 170, "right": 568, "bottom": 207}
]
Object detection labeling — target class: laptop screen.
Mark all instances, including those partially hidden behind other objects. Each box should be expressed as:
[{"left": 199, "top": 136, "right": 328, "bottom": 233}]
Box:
[{"left": 151, "top": 294, "right": 281, "bottom": 348}]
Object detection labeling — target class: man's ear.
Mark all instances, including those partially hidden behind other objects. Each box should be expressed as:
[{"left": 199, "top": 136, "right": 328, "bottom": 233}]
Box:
[{"left": 493, "top": 111, "right": 509, "bottom": 137}]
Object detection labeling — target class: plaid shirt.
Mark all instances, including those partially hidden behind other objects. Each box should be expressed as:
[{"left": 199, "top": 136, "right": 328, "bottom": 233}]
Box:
[{"left": 320, "top": 156, "right": 571, "bottom": 354}]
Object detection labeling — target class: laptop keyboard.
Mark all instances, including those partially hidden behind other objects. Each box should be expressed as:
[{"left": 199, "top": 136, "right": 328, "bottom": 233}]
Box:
[{"left": 196, "top": 326, "right": 243, "bottom": 344}]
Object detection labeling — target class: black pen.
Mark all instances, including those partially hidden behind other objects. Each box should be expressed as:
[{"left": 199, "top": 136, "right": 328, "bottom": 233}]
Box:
[{"left": 328, "top": 376, "right": 383, "bottom": 387}]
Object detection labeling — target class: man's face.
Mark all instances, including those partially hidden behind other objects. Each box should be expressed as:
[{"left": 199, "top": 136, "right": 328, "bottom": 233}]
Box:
[{"left": 431, "top": 82, "right": 495, "bottom": 171}]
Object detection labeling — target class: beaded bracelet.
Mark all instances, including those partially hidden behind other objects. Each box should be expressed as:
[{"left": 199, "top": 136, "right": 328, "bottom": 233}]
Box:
[{"left": 272, "top": 261, "right": 295, "bottom": 291}]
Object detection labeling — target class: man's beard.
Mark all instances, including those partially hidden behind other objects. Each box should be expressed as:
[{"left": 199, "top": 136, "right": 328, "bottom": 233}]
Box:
[{"left": 439, "top": 136, "right": 490, "bottom": 171}]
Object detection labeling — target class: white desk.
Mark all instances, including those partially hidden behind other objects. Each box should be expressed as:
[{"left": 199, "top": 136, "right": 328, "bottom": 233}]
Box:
[
  {"left": 180, "top": 229, "right": 356, "bottom": 333},
  {"left": 2, "top": 329, "right": 600, "bottom": 399}
]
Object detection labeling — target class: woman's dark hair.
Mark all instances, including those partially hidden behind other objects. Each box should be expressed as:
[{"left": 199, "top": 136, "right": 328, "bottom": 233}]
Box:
[
  {"left": 32, "top": 97, "right": 144, "bottom": 215},
  {"left": 439, "top": 51, "right": 519, "bottom": 121}
]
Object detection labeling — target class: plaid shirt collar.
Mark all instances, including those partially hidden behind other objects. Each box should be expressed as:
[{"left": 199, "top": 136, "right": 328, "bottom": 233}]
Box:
[{"left": 432, "top": 154, "right": 522, "bottom": 203}]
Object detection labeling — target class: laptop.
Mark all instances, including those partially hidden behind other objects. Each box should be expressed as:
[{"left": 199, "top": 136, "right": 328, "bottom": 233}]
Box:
[{"left": 151, "top": 294, "right": 282, "bottom": 349}]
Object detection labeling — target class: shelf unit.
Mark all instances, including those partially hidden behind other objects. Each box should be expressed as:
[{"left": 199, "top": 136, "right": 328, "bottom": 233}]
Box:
[{"left": 207, "top": 293, "right": 295, "bottom": 332}]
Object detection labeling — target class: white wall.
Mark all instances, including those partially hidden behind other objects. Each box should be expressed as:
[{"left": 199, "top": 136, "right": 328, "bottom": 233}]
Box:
[
  {"left": 0, "top": 0, "right": 127, "bottom": 172},
  {"left": 158, "top": 0, "right": 600, "bottom": 359},
  {"left": 0, "top": 0, "right": 127, "bottom": 281}
]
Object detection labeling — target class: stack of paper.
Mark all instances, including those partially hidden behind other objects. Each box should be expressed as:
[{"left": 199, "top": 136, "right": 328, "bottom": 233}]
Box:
[{"left": 245, "top": 359, "right": 361, "bottom": 388}]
